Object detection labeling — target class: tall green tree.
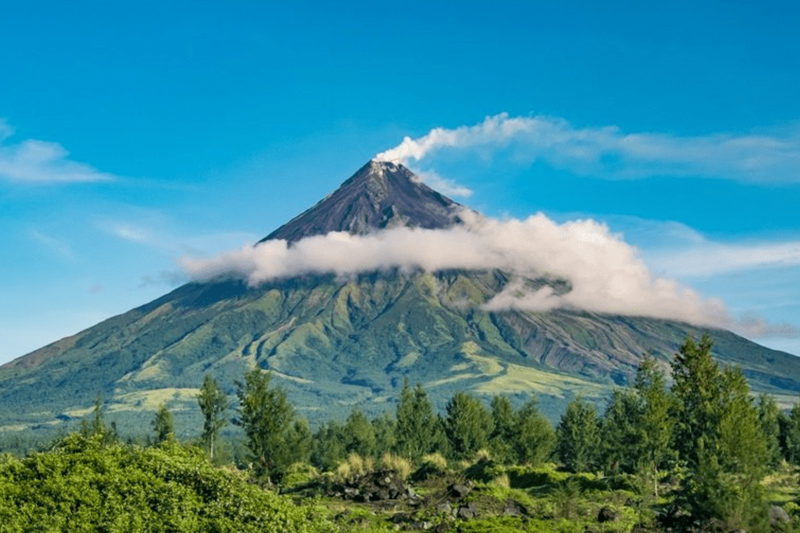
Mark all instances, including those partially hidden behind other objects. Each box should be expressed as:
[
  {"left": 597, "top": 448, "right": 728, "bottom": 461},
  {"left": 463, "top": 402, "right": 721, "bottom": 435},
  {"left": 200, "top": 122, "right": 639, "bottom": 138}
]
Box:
[
  {"left": 784, "top": 397, "right": 800, "bottom": 465},
  {"left": 343, "top": 408, "right": 377, "bottom": 458},
  {"left": 556, "top": 395, "right": 599, "bottom": 472},
  {"left": 671, "top": 334, "right": 722, "bottom": 467},
  {"left": 489, "top": 395, "right": 518, "bottom": 464},
  {"left": 284, "top": 418, "right": 313, "bottom": 466},
  {"left": 235, "top": 369, "right": 295, "bottom": 483},
  {"left": 311, "top": 421, "right": 347, "bottom": 471},
  {"left": 372, "top": 413, "right": 396, "bottom": 456},
  {"left": 444, "top": 392, "right": 494, "bottom": 460},
  {"left": 600, "top": 388, "right": 643, "bottom": 474},
  {"left": 757, "top": 392, "right": 782, "bottom": 469},
  {"left": 152, "top": 403, "right": 175, "bottom": 444},
  {"left": 515, "top": 397, "right": 556, "bottom": 466},
  {"left": 671, "top": 335, "right": 769, "bottom": 528},
  {"left": 634, "top": 355, "right": 674, "bottom": 497},
  {"left": 394, "top": 380, "right": 444, "bottom": 461},
  {"left": 197, "top": 374, "right": 228, "bottom": 461}
]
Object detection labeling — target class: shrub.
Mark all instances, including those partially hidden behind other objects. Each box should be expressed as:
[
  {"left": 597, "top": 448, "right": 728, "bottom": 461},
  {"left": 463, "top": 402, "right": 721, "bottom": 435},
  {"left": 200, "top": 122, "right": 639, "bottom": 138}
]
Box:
[
  {"left": 381, "top": 451, "right": 412, "bottom": 480},
  {"left": 0, "top": 433, "right": 335, "bottom": 533},
  {"left": 412, "top": 452, "right": 448, "bottom": 481},
  {"left": 334, "top": 452, "right": 374, "bottom": 482}
]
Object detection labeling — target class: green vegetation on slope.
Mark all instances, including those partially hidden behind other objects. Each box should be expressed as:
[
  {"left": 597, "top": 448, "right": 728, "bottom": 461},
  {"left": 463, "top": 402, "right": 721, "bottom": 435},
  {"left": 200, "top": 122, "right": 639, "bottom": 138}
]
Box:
[{"left": 2, "top": 270, "right": 799, "bottom": 441}]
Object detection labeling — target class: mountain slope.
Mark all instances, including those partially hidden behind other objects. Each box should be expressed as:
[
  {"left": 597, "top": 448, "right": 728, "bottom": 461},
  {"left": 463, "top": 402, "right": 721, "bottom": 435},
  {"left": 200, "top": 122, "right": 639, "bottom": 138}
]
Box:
[
  {"left": 1, "top": 161, "right": 798, "bottom": 437},
  {"left": 260, "top": 160, "right": 463, "bottom": 242}
]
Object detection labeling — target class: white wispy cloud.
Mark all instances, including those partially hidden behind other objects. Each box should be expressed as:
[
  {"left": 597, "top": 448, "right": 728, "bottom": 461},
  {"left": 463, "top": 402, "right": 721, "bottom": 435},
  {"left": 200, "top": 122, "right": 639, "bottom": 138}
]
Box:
[
  {"left": 0, "top": 119, "right": 116, "bottom": 184},
  {"left": 376, "top": 113, "right": 800, "bottom": 183},
  {"left": 182, "top": 210, "right": 738, "bottom": 330},
  {"left": 646, "top": 238, "right": 800, "bottom": 278},
  {"left": 412, "top": 170, "right": 473, "bottom": 198},
  {"left": 29, "top": 229, "right": 75, "bottom": 260}
]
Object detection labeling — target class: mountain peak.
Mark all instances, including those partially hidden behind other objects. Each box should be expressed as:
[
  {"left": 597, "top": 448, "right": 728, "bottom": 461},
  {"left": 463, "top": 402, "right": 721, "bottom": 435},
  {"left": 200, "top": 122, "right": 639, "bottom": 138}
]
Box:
[{"left": 260, "top": 160, "right": 463, "bottom": 243}]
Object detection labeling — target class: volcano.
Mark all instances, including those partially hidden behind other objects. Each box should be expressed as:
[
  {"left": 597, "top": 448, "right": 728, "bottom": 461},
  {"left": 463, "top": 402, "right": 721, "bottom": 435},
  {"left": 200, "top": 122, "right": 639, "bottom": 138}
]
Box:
[{"left": 1, "top": 160, "right": 799, "bottom": 437}]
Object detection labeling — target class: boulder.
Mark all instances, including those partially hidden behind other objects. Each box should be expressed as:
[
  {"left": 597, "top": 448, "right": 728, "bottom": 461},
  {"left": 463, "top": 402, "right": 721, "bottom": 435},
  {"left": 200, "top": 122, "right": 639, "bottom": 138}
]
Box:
[
  {"left": 457, "top": 507, "right": 474, "bottom": 519},
  {"left": 449, "top": 484, "right": 471, "bottom": 498},
  {"left": 770, "top": 505, "right": 791, "bottom": 527}
]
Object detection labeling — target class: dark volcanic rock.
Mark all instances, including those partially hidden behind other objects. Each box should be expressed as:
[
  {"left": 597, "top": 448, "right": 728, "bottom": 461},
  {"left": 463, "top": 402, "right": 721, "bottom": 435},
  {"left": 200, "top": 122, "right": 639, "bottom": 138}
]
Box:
[
  {"left": 260, "top": 160, "right": 464, "bottom": 243},
  {"left": 333, "top": 469, "right": 411, "bottom": 503},
  {"left": 449, "top": 483, "right": 471, "bottom": 498}
]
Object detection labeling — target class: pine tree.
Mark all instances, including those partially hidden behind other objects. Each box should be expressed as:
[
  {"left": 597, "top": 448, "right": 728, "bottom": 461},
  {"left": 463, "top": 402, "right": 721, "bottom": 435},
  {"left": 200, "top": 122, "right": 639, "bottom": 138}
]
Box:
[
  {"left": 283, "top": 418, "right": 313, "bottom": 466},
  {"left": 372, "top": 413, "right": 396, "bottom": 456},
  {"left": 634, "top": 355, "right": 674, "bottom": 497},
  {"left": 235, "top": 368, "right": 295, "bottom": 483},
  {"left": 311, "top": 421, "right": 347, "bottom": 471},
  {"left": 671, "top": 336, "right": 769, "bottom": 528},
  {"left": 556, "top": 395, "right": 599, "bottom": 472},
  {"left": 197, "top": 374, "right": 228, "bottom": 461},
  {"left": 80, "top": 394, "right": 108, "bottom": 440},
  {"left": 152, "top": 403, "right": 175, "bottom": 444},
  {"left": 394, "top": 380, "right": 444, "bottom": 461},
  {"left": 489, "top": 395, "right": 518, "bottom": 464},
  {"left": 443, "top": 392, "right": 494, "bottom": 460},
  {"left": 784, "top": 397, "right": 800, "bottom": 465},
  {"left": 343, "top": 407, "right": 377, "bottom": 458},
  {"left": 671, "top": 334, "right": 722, "bottom": 467},
  {"left": 600, "top": 388, "right": 643, "bottom": 474},
  {"left": 757, "top": 393, "right": 782, "bottom": 469},
  {"left": 515, "top": 396, "right": 555, "bottom": 466}
]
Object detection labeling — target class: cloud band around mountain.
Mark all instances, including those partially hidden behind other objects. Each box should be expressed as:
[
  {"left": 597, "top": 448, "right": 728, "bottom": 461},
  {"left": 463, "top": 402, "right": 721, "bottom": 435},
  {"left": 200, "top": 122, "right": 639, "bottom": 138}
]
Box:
[
  {"left": 376, "top": 113, "right": 800, "bottom": 183},
  {"left": 180, "top": 210, "right": 791, "bottom": 337}
]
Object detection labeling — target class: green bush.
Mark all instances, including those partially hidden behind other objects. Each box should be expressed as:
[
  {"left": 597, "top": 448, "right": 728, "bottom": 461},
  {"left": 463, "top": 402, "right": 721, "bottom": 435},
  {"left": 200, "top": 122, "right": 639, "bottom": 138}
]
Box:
[{"left": 0, "top": 434, "right": 334, "bottom": 533}]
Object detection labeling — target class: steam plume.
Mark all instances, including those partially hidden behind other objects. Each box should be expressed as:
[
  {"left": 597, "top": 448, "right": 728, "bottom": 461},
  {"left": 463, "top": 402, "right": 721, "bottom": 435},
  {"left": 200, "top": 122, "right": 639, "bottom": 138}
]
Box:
[{"left": 375, "top": 113, "right": 800, "bottom": 183}]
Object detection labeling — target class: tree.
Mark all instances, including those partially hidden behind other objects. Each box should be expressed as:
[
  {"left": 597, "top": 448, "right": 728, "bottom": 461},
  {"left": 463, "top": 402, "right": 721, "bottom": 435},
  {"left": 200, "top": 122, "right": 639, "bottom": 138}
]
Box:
[
  {"left": 757, "top": 393, "right": 782, "bottom": 469},
  {"left": 394, "top": 380, "right": 445, "bottom": 461},
  {"left": 784, "top": 397, "right": 800, "bottom": 465},
  {"left": 343, "top": 408, "right": 377, "bottom": 458},
  {"left": 443, "top": 392, "right": 494, "bottom": 460},
  {"left": 80, "top": 394, "right": 109, "bottom": 441},
  {"left": 515, "top": 397, "right": 555, "bottom": 466},
  {"left": 284, "top": 418, "right": 313, "bottom": 466},
  {"left": 600, "top": 388, "right": 643, "bottom": 474},
  {"left": 671, "top": 335, "right": 769, "bottom": 528},
  {"left": 489, "top": 395, "right": 518, "bottom": 464},
  {"left": 556, "top": 395, "right": 599, "bottom": 472},
  {"left": 152, "top": 403, "right": 175, "bottom": 444},
  {"left": 372, "top": 413, "right": 396, "bottom": 456},
  {"left": 235, "top": 369, "right": 295, "bottom": 483},
  {"left": 671, "top": 334, "right": 722, "bottom": 467},
  {"left": 311, "top": 421, "right": 347, "bottom": 471},
  {"left": 634, "top": 355, "right": 674, "bottom": 497},
  {"left": 197, "top": 374, "right": 228, "bottom": 461}
]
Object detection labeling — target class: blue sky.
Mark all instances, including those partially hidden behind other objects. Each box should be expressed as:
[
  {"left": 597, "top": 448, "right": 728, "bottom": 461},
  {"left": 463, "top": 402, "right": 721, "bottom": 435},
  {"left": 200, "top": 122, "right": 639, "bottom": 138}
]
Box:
[{"left": 1, "top": 0, "right": 799, "bottom": 362}]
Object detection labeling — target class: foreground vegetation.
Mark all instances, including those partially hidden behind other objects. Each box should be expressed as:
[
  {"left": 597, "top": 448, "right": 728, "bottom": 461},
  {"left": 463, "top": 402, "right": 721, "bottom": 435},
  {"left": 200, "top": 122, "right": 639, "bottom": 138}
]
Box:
[{"left": 2, "top": 334, "right": 800, "bottom": 532}]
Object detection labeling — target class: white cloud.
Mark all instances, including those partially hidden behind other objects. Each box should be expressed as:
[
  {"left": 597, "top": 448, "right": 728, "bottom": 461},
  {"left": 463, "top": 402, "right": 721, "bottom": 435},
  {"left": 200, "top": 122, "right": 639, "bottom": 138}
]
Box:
[
  {"left": 412, "top": 169, "right": 473, "bottom": 198},
  {"left": 182, "top": 210, "right": 741, "bottom": 330},
  {"left": 375, "top": 113, "right": 800, "bottom": 183},
  {"left": 0, "top": 119, "right": 116, "bottom": 184},
  {"left": 647, "top": 239, "right": 800, "bottom": 278},
  {"left": 29, "top": 229, "right": 75, "bottom": 260}
]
